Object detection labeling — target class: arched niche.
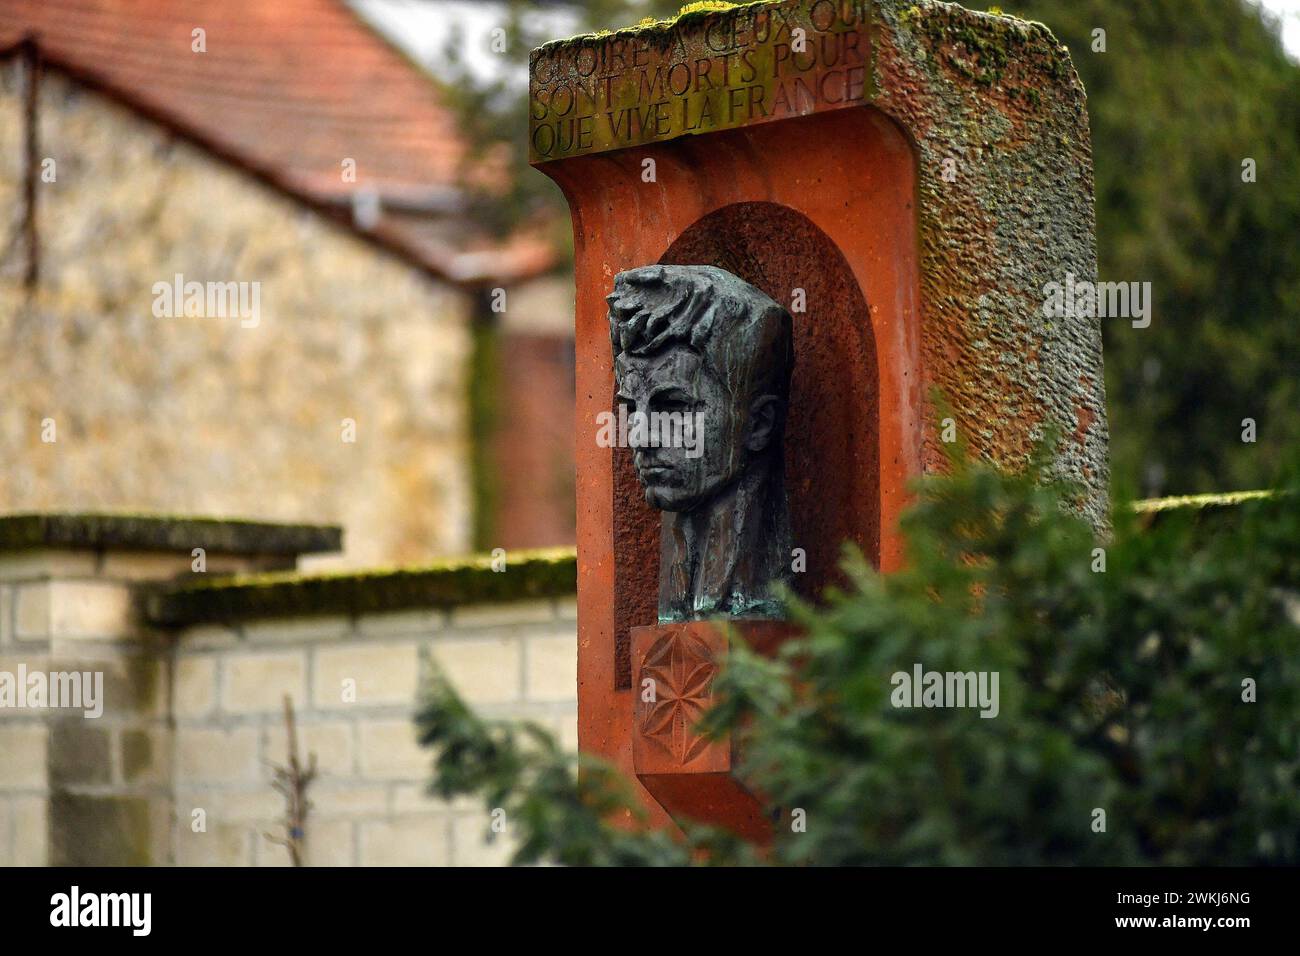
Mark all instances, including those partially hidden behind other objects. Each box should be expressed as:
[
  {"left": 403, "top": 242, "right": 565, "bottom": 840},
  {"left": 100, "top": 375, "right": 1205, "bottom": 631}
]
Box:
[
  {"left": 588, "top": 107, "right": 921, "bottom": 692},
  {"left": 657, "top": 202, "right": 881, "bottom": 603}
]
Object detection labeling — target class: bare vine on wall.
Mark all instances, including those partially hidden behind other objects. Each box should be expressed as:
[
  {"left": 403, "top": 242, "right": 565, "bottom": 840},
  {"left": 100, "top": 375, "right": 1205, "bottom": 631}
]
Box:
[{"left": 265, "top": 694, "right": 318, "bottom": 867}]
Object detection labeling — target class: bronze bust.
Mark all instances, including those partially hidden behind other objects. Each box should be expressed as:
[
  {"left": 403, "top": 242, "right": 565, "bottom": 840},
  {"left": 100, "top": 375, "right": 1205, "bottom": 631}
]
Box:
[{"left": 608, "top": 264, "right": 794, "bottom": 623}]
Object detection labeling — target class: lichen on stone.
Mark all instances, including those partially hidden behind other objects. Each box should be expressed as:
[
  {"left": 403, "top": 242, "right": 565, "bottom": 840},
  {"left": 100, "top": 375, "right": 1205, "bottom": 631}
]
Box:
[{"left": 148, "top": 546, "right": 577, "bottom": 626}]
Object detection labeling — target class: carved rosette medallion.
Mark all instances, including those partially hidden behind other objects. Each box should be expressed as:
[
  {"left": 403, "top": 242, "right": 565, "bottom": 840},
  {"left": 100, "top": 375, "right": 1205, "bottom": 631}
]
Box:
[{"left": 638, "top": 629, "right": 717, "bottom": 765}]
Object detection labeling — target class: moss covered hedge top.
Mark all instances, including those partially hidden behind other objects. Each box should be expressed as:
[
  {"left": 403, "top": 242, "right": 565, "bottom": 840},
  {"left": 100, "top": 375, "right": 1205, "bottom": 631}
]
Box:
[{"left": 146, "top": 547, "right": 577, "bottom": 626}]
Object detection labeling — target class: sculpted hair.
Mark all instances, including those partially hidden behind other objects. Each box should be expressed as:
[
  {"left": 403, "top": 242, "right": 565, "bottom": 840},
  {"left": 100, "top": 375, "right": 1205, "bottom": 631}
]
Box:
[{"left": 607, "top": 264, "right": 793, "bottom": 402}]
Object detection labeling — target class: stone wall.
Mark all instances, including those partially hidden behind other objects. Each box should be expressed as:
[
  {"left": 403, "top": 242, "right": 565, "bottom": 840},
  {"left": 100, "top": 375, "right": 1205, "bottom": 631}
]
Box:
[
  {"left": 0, "top": 61, "right": 474, "bottom": 568},
  {"left": 167, "top": 595, "right": 577, "bottom": 867},
  {"left": 0, "top": 516, "right": 577, "bottom": 866}
]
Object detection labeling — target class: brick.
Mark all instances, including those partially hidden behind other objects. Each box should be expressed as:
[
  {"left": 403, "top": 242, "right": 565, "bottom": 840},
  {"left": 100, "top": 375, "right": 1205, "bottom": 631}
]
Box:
[
  {"left": 524, "top": 632, "right": 576, "bottom": 703},
  {"left": 221, "top": 649, "right": 307, "bottom": 714},
  {"left": 262, "top": 720, "right": 354, "bottom": 778},
  {"left": 308, "top": 785, "right": 388, "bottom": 818},
  {"left": 452, "top": 812, "right": 516, "bottom": 867},
  {"left": 391, "top": 782, "right": 475, "bottom": 815},
  {"left": 174, "top": 656, "right": 217, "bottom": 717},
  {"left": 313, "top": 642, "right": 419, "bottom": 710},
  {"left": 179, "top": 625, "right": 242, "bottom": 650},
  {"left": 356, "top": 609, "right": 444, "bottom": 639},
  {"left": 176, "top": 821, "right": 250, "bottom": 867},
  {"left": 358, "top": 720, "right": 427, "bottom": 781},
  {"left": 48, "top": 721, "right": 112, "bottom": 787},
  {"left": 48, "top": 581, "right": 133, "bottom": 639},
  {"left": 428, "top": 637, "right": 520, "bottom": 705},
  {"left": 0, "top": 724, "right": 47, "bottom": 788},
  {"left": 0, "top": 551, "right": 97, "bottom": 583},
  {"left": 214, "top": 790, "right": 282, "bottom": 823},
  {"left": 0, "top": 653, "right": 52, "bottom": 714},
  {"left": 0, "top": 586, "right": 11, "bottom": 645},
  {"left": 14, "top": 583, "right": 50, "bottom": 641},
  {"left": 359, "top": 816, "right": 449, "bottom": 866},
  {"left": 176, "top": 726, "right": 260, "bottom": 784},
  {"left": 122, "top": 727, "right": 171, "bottom": 785},
  {"left": 12, "top": 796, "right": 47, "bottom": 866},
  {"left": 97, "top": 656, "right": 168, "bottom": 720},
  {"left": 449, "top": 600, "right": 553, "bottom": 629},
  {"left": 15, "top": 661, "right": 103, "bottom": 717},
  {"left": 49, "top": 793, "right": 162, "bottom": 865},
  {"left": 306, "top": 818, "right": 354, "bottom": 866},
  {"left": 242, "top": 615, "right": 351, "bottom": 644}
]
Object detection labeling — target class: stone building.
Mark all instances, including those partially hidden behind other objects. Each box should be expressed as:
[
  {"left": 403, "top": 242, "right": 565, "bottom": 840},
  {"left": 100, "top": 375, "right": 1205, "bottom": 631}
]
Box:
[
  {"left": 0, "top": 0, "right": 576, "bottom": 569},
  {"left": 0, "top": 0, "right": 581, "bottom": 867}
]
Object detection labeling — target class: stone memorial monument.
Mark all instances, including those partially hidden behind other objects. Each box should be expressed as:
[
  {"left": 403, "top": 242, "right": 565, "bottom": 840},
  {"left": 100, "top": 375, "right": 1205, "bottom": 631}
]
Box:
[{"left": 530, "top": 0, "right": 1108, "bottom": 837}]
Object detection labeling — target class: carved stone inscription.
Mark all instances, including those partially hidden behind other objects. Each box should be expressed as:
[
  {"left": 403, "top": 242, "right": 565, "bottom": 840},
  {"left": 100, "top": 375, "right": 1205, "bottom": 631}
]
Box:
[{"left": 529, "top": 0, "right": 872, "bottom": 162}]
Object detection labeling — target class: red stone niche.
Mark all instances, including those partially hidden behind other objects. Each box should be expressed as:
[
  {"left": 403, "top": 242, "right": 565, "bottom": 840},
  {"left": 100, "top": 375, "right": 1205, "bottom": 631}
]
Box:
[
  {"left": 540, "top": 105, "right": 922, "bottom": 831},
  {"left": 611, "top": 201, "right": 882, "bottom": 690}
]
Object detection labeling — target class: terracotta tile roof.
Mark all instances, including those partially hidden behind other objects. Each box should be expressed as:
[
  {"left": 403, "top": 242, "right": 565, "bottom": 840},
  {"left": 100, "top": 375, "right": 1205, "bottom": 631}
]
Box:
[{"left": 0, "top": 0, "right": 553, "bottom": 285}]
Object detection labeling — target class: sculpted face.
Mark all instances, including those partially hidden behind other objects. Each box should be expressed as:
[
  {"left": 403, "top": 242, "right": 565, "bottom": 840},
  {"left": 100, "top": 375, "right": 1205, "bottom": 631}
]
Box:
[
  {"left": 614, "top": 345, "right": 747, "bottom": 512},
  {"left": 607, "top": 263, "right": 794, "bottom": 623}
]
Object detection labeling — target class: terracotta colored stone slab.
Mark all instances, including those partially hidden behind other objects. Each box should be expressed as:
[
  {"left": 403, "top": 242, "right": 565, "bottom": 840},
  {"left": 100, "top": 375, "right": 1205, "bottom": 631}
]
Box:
[{"left": 631, "top": 620, "right": 793, "bottom": 839}]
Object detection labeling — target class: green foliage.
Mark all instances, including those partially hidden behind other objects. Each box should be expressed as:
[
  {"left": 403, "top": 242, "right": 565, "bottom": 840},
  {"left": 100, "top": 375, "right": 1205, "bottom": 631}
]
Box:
[
  {"left": 1006, "top": 0, "right": 1300, "bottom": 496},
  {"left": 416, "top": 449, "right": 1300, "bottom": 865},
  {"left": 415, "top": 655, "right": 756, "bottom": 865}
]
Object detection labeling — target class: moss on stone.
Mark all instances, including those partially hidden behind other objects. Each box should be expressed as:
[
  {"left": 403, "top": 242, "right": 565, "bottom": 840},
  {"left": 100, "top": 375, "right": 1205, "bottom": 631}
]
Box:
[
  {"left": 1129, "top": 489, "right": 1280, "bottom": 515},
  {"left": 535, "top": 0, "right": 762, "bottom": 53},
  {"left": 899, "top": 1, "right": 1066, "bottom": 91},
  {"left": 49, "top": 793, "right": 156, "bottom": 866},
  {"left": 678, "top": 1, "right": 739, "bottom": 15},
  {"left": 147, "top": 547, "right": 577, "bottom": 626},
  {"left": 0, "top": 512, "right": 341, "bottom": 556}
]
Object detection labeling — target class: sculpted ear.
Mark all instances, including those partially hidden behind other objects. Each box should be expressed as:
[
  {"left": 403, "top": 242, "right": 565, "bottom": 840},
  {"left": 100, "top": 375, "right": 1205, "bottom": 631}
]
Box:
[{"left": 746, "top": 394, "right": 782, "bottom": 452}]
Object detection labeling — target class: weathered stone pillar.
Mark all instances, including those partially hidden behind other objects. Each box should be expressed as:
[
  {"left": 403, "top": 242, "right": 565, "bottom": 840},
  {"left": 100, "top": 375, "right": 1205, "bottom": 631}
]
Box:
[{"left": 530, "top": 0, "right": 1107, "bottom": 832}]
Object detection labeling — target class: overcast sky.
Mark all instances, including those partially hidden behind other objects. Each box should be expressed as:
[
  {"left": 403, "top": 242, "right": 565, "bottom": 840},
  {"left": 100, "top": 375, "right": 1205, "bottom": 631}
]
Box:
[{"left": 351, "top": 0, "right": 1300, "bottom": 78}]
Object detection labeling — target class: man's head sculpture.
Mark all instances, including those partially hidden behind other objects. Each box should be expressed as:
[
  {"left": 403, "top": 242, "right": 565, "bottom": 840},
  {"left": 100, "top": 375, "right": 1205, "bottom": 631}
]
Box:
[{"left": 608, "top": 264, "right": 794, "bottom": 623}]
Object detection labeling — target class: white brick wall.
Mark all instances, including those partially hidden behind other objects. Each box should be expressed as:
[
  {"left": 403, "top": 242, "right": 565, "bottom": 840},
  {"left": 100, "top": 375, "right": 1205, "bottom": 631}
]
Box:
[
  {"left": 167, "top": 599, "right": 577, "bottom": 867},
  {"left": 0, "top": 725, "right": 47, "bottom": 789},
  {"left": 0, "top": 537, "right": 577, "bottom": 867},
  {"left": 221, "top": 650, "right": 308, "bottom": 713},
  {"left": 11, "top": 796, "right": 46, "bottom": 866}
]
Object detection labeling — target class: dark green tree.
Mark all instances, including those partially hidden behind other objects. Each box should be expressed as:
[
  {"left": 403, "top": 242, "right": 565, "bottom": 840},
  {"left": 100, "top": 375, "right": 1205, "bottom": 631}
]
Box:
[
  {"left": 1001, "top": 0, "right": 1299, "bottom": 496},
  {"left": 416, "top": 447, "right": 1300, "bottom": 865}
]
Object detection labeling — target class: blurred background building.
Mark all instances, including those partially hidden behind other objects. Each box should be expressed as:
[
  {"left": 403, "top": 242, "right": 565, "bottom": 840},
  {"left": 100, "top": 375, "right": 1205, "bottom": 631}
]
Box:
[
  {"left": 0, "top": 0, "right": 576, "bottom": 568},
  {"left": 3, "top": 0, "right": 1298, "bottom": 568}
]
